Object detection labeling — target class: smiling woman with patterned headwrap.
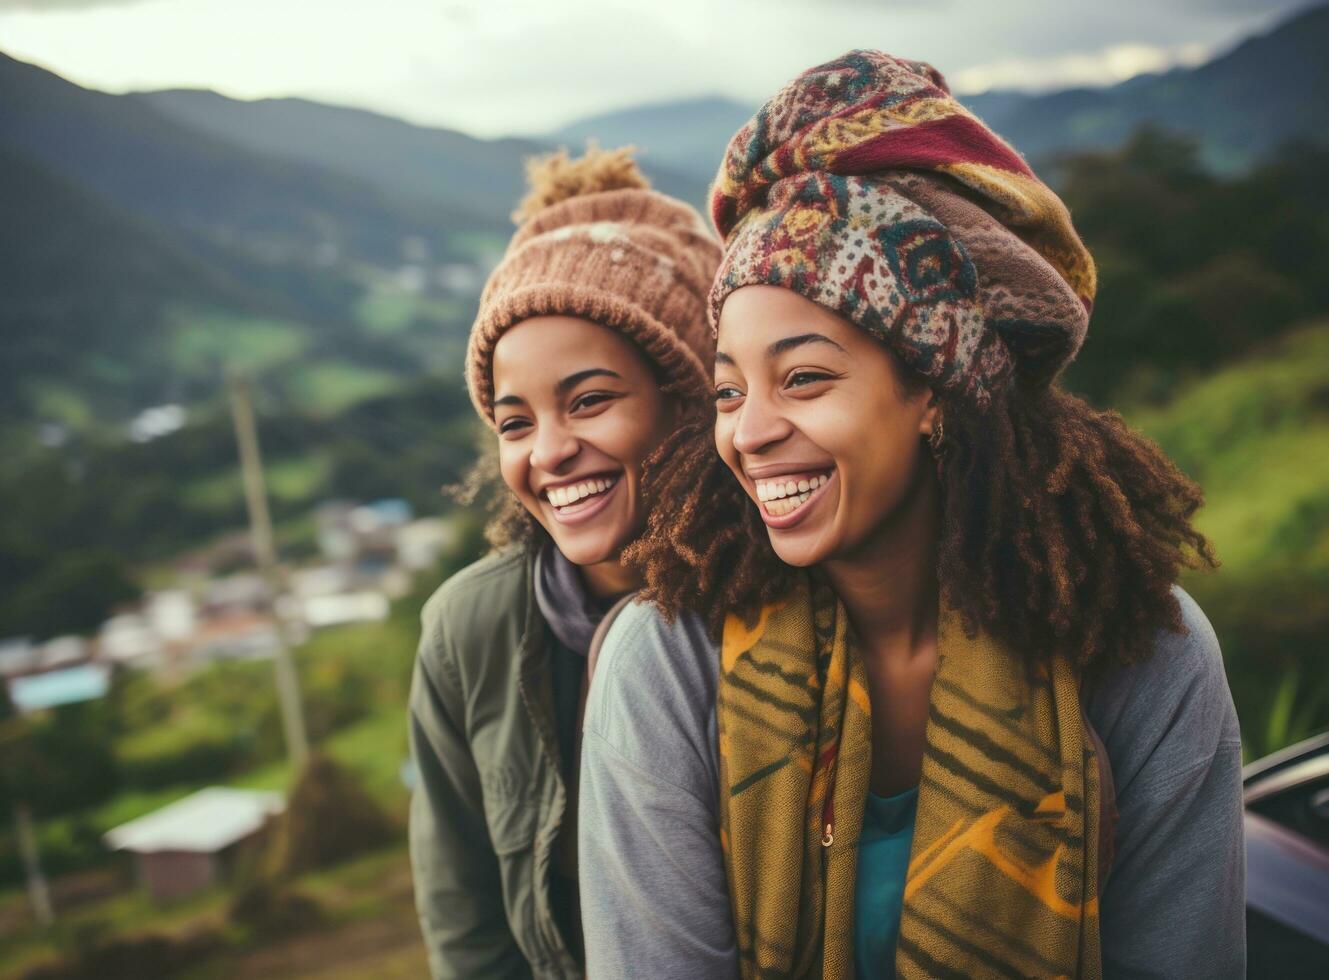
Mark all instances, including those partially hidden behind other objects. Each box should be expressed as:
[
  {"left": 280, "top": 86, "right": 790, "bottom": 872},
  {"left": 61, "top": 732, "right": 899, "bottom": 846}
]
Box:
[{"left": 577, "top": 52, "right": 1245, "bottom": 979}]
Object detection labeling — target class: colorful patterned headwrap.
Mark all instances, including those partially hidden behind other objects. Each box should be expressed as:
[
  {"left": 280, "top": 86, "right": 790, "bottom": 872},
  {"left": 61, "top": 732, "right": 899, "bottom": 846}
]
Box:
[{"left": 710, "top": 50, "right": 1097, "bottom": 404}]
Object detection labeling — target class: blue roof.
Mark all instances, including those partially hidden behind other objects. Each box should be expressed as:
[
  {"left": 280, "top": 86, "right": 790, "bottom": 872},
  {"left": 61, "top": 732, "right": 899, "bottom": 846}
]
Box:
[
  {"left": 366, "top": 498, "right": 413, "bottom": 522},
  {"left": 7, "top": 664, "right": 110, "bottom": 712}
]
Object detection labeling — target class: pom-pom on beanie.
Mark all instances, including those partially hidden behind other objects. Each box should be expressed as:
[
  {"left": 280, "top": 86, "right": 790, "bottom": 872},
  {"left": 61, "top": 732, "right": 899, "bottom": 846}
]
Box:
[
  {"left": 710, "top": 51, "right": 1097, "bottom": 405},
  {"left": 466, "top": 145, "right": 722, "bottom": 426}
]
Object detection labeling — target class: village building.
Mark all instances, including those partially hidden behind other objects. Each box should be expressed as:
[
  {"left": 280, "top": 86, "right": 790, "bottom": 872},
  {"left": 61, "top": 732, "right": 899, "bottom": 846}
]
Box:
[
  {"left": 103, "top": 787, "right": 284, "bottom": 902},
  {"left": 0, "top": 638, "right": 39, "bottom": 678},
  {"left": 37, "top": 635, "right": 88, "bottom": 671},
  {"left": 6, "top": 662, "right": 111, "bottom": 714},
  {"left": 98, "top": 613, "right": 164, "bottom": 669}
]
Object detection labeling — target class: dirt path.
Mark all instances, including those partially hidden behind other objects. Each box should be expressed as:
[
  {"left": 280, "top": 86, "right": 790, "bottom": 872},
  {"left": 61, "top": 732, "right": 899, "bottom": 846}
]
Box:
[
  {"left": 223, "top": 907, "right": 427, "bottom": 980},
  {"left": 212, "top": 858, "right": 427, "bottom": 979}
]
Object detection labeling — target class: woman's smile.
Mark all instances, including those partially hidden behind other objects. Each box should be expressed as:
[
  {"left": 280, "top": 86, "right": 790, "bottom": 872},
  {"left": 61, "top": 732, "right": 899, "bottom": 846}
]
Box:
[
  {"left": 541, "top": 472, "right": 622, "bottom": 525},
  {"left": 751, "top": 468, "right": 836, "bottom": 525}
]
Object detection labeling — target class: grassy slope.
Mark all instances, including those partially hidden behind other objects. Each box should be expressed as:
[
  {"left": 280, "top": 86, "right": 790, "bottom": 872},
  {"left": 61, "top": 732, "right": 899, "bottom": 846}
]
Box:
[
  {"left": 1129, "top": 322, "right": 1329, "bottom": 756},
  {"left": 0, "top": 592, "right": 425, "bottom": 976}
]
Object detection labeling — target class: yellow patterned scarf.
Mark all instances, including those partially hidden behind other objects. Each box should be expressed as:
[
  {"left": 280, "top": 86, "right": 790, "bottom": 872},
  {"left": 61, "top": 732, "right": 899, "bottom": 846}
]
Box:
[{"left": 718, "top": 574, "right": 1102, "bottom": 978}]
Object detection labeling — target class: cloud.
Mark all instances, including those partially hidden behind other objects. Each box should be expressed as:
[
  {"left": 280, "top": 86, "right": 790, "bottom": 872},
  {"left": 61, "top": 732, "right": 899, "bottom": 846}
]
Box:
[
  {"left": 1171, "top": 0, "right": 1313, "bottom": 8},
  {"left": 777, "top": 0, "right": 946, "bottom": 5},
  {"left": 951, "top": 41, "right": 1215, "bottom": 94},
  {"left": 0, "top": 0, "right": 1313, "bottom": 136},
  {"left": 0, "top": 0, "right": 153, "bottom": 9}
]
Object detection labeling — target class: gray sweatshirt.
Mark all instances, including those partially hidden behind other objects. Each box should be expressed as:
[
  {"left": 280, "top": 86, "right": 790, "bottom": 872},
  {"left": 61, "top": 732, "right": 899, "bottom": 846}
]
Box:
[{"left": 578, "top": 588, "right": 1245, "bottom": 979}]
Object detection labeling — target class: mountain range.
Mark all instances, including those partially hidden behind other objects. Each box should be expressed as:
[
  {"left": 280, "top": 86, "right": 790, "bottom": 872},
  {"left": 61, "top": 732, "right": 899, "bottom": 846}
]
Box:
[
  {"left": 546, "top": 2, "right": 1329, "bottom": 180},
  {"left": 1, "top": 1, "right": 1326, "bottom": 433},
  {"left": 136, "top": 90, "right": 708, "bottom": 219},
  {"left": 964, "top": 1, "right": 1329, "bottom": 173}
]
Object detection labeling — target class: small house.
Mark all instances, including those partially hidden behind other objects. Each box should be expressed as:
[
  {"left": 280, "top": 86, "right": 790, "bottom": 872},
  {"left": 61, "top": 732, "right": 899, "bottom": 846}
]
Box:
[
  {"left": 104, "top": 787, "right": 284, "bottom": 901},
  {"left": 6, "top": 662, "right": 110, "bottom": 713}
]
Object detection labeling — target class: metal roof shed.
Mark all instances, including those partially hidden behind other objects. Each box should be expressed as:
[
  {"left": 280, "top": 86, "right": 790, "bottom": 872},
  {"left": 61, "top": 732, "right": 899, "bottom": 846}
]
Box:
[{"left": 104, "top": 787, "right": 283, "bottom": 901}]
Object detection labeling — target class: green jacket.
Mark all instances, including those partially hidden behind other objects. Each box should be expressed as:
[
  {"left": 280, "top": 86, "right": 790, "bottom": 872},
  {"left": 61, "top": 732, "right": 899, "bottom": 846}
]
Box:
[{"left": 408, "top": 549, "right": 582, "bottom": 979}]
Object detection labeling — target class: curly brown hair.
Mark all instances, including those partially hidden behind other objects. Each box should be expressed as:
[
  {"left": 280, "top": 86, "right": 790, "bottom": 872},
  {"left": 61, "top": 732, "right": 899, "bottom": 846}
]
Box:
[
  {"left": 625, "top": 375, "right": 1218, "bottom": 672},
  {"left": 449, "top": 440, "right": 547, "bottom": 552}
]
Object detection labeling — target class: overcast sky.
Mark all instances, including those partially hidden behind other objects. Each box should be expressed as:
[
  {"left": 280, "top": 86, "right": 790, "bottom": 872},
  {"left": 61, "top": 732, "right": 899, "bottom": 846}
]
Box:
[{"left": 0, "top": 0, "right": 1314, "bottom": 137}]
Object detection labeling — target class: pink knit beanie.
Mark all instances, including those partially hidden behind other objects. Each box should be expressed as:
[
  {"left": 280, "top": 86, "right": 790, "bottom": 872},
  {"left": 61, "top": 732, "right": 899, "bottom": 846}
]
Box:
[{"left": 466, "top": 147, "right": 722, "bottom": 425}]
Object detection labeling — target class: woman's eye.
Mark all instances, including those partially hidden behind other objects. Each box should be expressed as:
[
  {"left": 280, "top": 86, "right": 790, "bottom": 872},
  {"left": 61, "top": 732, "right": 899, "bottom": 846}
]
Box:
[
  {"left": 787, "top": 370, "right": 833, "bottom": 389},
  {"left": 572, "top": 391, "right": 614, "bottom": 412},
  {"left": 714, "top": 385, "right": 743, "bottom": 402},
  {"left": 498, "top": 418, "right": 530, "bottom": 436}
]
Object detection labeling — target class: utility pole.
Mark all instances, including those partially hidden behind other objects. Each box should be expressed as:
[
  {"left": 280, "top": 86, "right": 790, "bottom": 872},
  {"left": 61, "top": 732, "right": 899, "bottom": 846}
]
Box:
[
  {"left": 3, "top": 709, "right": 53, "bottom": 926},
  {"left": 13, "top": 802, "right": 52, "bottom": 926},
  {"left": 227, "top": 370, "right": 309, "bottom": 770}
]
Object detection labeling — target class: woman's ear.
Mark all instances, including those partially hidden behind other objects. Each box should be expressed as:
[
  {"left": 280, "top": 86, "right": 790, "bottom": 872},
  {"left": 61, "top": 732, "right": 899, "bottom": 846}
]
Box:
[{"left": 919, "top": 390, "right": 941, "bottom": 439}]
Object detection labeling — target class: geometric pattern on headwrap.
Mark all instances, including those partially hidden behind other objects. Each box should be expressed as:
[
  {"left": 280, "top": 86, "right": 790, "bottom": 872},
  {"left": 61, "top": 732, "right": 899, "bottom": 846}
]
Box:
[{"left": 709, "top": 50, "right": 1097, "bottom": 403}]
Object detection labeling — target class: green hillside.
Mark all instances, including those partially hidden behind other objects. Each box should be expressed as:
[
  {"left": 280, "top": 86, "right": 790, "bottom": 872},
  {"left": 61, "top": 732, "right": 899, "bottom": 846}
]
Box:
[
  {"left": 136, "top": 88, "right": 710, "bottom": 217},
  {"left": 136, "top": 90, "right": 545, "bottom": 221},
  {"left": 0, "top": 375, "right": 481, "bottom": 645},
  {"left": 0, "top": 53, "right": 492, "bottom": 267},
  {"left": 0, "top": 55, "right": 500, "bottom": 435},
  {"left": 1131, "top": 323, "right": 1329, "bottom": 757},
  {"left": 1056, "top": 132, "right": 1329, "bottom": 405},
  {"left": 0, "top": 144, "right": 470, "bottom": 434},
  {"left": 0, "top": 144, "right": 280, "bottom": 426}
]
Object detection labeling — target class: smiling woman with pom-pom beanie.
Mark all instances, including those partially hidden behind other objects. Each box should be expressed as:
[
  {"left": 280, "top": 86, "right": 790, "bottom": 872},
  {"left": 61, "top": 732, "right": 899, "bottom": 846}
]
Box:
[{"left": 407, "top": 146, "right": 719, "bottom": 979}]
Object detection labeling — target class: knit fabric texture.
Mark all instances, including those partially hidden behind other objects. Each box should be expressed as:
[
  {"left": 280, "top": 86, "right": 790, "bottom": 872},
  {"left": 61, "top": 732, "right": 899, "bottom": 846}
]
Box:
[
  {"left": 466, "top": 183, "right": 721, "bottom": 425},
  {"left": 709, "top": 50, "right": 1097, "bottom": 404}
]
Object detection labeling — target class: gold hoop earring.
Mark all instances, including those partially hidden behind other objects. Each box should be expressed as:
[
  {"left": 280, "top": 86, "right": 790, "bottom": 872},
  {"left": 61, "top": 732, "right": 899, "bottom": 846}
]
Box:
[{"left": 927, "top": 416, "right": 946, "bottom": 459}]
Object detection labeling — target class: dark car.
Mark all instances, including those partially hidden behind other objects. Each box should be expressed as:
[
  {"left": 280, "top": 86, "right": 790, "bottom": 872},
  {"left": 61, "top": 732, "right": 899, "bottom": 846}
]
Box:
[{"left": 1244, "top": 730, "right": 1329, "bottom": 978}]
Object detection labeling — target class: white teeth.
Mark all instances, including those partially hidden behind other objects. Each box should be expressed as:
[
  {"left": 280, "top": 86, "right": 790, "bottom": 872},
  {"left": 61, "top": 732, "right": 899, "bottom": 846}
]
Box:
[
  {"left": 548, "top": 476, "right": 616, "bottom": 509},
  {"left": 755, "top": 471, "right": 832, "bottom": 517}
]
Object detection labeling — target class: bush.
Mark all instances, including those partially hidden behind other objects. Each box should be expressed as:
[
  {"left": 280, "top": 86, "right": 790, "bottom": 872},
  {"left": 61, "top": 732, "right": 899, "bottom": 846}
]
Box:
[
  {"left": 115, "top": 713, "right": 253, "bottom": 791},
  {"left": 299, "top": 655, "right": 377, "bottom": 740},
  {"left": 228, "top": 876, "right": 323, "bottom": 940},
  {"left": 21, "top": 929, "right": 225, "bottom": 980},
  {"left": 262, "top": 754, "right": 398, "bottom": 879}
]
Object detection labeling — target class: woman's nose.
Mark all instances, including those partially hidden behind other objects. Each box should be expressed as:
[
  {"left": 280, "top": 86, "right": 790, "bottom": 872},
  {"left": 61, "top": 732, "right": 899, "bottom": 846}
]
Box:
[
  {"left": 529, "top": 421, "right": 580, "bottom": 473},
  {"left": 730, "top": 391, "right": 792, "bottom": 456}
]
